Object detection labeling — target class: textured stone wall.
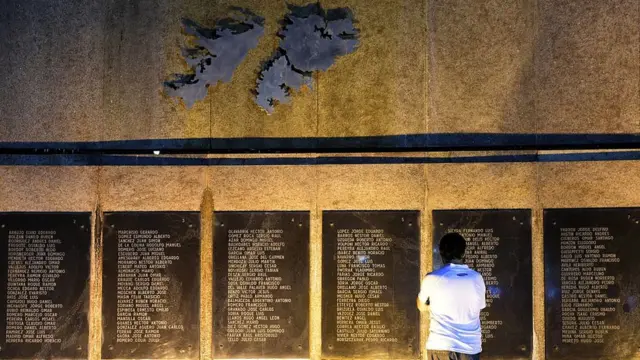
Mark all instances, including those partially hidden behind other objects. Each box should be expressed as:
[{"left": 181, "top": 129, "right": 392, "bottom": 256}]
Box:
[
  {"left": 0, "top": 0, "right": 638, "bottom": 358},
  {"left": 0, "top": 156, "right": 639, "bottom": 359},
  {"left": 0, "top": 0, "right": 637, "bottom": 143}
]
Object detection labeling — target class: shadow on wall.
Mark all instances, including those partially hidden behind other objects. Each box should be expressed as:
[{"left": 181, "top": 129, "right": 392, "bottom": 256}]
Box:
[
  {"left": 1, "top": 133, "right": 640, "bottom": 152},
  {"left": 2, "top": 149, "right": 640, "bottom": 167}
]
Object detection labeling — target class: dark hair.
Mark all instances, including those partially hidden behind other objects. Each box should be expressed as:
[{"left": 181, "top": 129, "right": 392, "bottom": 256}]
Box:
[{"left": 439, "top": 232, "right": 466, "bottom": 263}]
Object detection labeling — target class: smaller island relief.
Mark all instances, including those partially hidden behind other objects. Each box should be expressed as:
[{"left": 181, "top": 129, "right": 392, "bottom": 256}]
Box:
[
  {"left": 255, "top": 3, "right": 360, "bottom": 114},
  {"left": 164, "top": 8, "right": 265, "bottom": 108},
  {"left": 164, "top": 3, "right": 360, "bottom": 115}
]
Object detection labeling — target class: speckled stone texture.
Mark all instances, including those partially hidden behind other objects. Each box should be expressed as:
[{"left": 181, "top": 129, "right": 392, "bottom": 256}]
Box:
[
  {"left": 98, "top": 166, "right": 207, "bottom": 211},
  {"left": 538, "top": 158, "right": 640, "bottom": 360},
  {"left": 0, "top": 1, "right": 105, "bottom": 142},
  {"left": 1, "top": 0, "right": 638, "bottom": 141},
  {"left": 204, "top": 0, "right": 319, "bottom": 139},
  {"left": 0, "top": 1, "right": 638, "bottom": 358},
  {"left": 210, "top": 163, "right": 427, "bottom": 360},
  {"left": 535, "top": 1, "right": 640, "bottom": 133},
  {"left": 427, "top": 0, "right": 536, "bottom": 133},
  {"left": 425, "top": 156, "right": 540, "bottom": 359},
  {"left": 209, "top": 165, "right": 318, "bottom": 359},
  {"left": 317, "top": 0, "right": 428, "bottom": 137},
  {"left": 0, "top": 166, "right": 100, "bottom": 359},
  {"left": 96, "top": 165, "right": 208, "bottom": 360},
  {"left": 0, "top": 159, "right": 638, "bottom": 359},
  {"left": 538, "top": 158, "right": 640, "bottom": 209},
  {"left": 103, "top": 0, "right": 212, "bottom": 141},
  {"left": 0, "top": 167, "right": 98, "bottom": 211}
]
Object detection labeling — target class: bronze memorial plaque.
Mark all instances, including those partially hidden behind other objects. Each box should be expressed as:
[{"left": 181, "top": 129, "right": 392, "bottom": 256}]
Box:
[
  {"left": 101, "top": 212, "right": 200, "bottom": 359},
  {"left": 322, "top": 211, "right": 420, "bottom": 359},
  {"left": 545, "top": 208, "right": 640, "bottom": 359},
  {"left": 0, "top": 213, "right": 91, "bottom": 359},
  {"left": 213, "top": 211, "right": 310, "bottom": 358},
  {"left": 432, "top": 210, "right": 533, "bottom": 359}
]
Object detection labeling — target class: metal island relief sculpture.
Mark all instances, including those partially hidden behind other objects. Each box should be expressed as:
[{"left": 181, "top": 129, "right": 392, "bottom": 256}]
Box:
[
  {"left": 164, "top": 8, "right": 265, "bottom": 108},
  {"left": 164, "top": 3, "right": 360, "bottom": 114},
  {"left": 255, "top": 3, "right": 359, "bottom": 114}
]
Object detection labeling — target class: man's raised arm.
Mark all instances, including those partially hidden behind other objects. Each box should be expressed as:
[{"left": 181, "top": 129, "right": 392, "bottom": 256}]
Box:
[{"left": 416, "top": 275, "right": 430, "bottom": 312}]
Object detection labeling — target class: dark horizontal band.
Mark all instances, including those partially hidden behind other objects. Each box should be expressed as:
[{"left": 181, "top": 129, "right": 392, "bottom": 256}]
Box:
[{"left": 0, "top": 133, "right": 640, "bottom": 154}]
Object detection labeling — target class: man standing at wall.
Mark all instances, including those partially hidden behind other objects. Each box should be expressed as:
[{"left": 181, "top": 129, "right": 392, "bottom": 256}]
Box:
[{"left": 417, "top": 232, "right": 486, "bottom": 360}]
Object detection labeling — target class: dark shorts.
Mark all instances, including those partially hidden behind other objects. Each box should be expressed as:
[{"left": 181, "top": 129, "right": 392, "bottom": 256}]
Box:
[{"left": 428, "top": 350, "right": 480, "bottom": 360}]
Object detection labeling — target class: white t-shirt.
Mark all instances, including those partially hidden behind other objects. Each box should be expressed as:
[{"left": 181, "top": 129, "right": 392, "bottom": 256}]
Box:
[{"left": 418, "top": 263, "right": 486, "bottom": 355}]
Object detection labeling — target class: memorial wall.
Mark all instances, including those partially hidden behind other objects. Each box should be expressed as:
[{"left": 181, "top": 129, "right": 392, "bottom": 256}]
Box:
[
  {"left": 0, "top": 159, "right": 637, "bottom": 360},
  {"left": 101, "top": 212, "right": 200, "bottom": 359},
  {"left": 0, "top": 0, "right": 639, "bottom": 359},
  {"left": 0, "top": 213, "right": 90, "bottom": 359},
  {"left": 0, "top": 0, "right": 637, "bottom": 146}
]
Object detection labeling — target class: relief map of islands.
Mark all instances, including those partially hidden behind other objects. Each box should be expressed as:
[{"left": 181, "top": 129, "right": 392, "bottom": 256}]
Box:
[{"left": 164, "top": 3, "right": 360, "bottom": 114}]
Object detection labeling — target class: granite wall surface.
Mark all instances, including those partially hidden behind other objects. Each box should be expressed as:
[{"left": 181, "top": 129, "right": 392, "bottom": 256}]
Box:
[
  {"left": 0, "top": 155, "right": 639, "bottom": 359},
  {"left": 0, "top": 0, "right": 638, "bottom": 358},
  {"left": 0, "top": 0, "right": 638, "bottom": 145}
]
